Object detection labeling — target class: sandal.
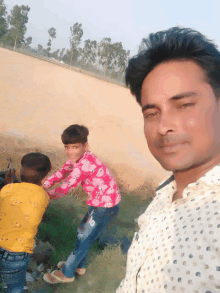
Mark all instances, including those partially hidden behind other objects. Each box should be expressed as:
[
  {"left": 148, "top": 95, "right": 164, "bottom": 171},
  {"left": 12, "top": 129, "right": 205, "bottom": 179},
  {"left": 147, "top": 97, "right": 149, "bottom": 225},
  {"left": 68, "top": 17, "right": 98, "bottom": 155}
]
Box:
[
  {"left": 43, "top": 269, "right": 75, "bottom": 284},
  {"left": 57, "top": 261, "right": 86, "bottom": 275}
]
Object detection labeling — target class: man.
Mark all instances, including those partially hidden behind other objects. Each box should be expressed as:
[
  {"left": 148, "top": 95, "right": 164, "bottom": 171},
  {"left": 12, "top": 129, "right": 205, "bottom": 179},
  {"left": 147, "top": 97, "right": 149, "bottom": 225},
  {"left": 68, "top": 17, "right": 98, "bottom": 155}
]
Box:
[{"left": 116, "top": 27, "right": 220, "bottom": 292}]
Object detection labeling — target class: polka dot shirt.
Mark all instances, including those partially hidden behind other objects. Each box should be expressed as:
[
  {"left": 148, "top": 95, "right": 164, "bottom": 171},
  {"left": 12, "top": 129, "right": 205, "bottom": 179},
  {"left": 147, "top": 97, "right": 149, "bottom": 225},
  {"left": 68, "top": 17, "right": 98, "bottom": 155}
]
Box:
[{"left": 116, "top": 164, "right": 220, "bottom": 293}]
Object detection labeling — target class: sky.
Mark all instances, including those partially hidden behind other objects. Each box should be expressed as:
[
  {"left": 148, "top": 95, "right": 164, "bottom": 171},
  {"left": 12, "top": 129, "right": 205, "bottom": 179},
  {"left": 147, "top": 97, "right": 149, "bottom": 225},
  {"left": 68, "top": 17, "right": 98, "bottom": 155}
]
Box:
[{"left": 4, "top": 0, "right": 220, "bottom": 57}]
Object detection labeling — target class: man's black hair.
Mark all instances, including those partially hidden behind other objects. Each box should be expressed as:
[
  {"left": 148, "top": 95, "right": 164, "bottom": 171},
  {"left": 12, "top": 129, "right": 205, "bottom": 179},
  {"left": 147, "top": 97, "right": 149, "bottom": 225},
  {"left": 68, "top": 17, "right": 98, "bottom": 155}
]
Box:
[
  {"left": 21, "top": 152, "right": 51, "bottom": 185},
  {"left": 61, "top": 124, "right": 89, "bottom": 145},
  {"left": 125, "top": 26, "right": 220, "bottom": 104}
]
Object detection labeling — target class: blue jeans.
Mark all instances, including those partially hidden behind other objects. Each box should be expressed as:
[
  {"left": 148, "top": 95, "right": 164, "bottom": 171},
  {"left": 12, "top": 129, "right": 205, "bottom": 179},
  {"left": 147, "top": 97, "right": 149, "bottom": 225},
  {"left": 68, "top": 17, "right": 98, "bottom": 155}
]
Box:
[
  {"left": 0, "top": 247, "right": 29, "bottom": 293},
  {"left": 62, "top": 204, "right": 120, "bottom": 278}
]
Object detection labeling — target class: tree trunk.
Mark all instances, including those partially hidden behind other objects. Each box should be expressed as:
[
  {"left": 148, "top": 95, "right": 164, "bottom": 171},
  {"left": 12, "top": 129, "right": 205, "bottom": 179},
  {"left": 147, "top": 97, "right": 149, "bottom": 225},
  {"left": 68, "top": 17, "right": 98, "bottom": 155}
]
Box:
[
  {"left": 70, "top": 52, "right": 73, "bottom": 66},
  {"left": 14, "top": 39, "right": 17, "bottom": 51},
  {"left": 104, "top": 62, "right": 107, "bottom": 76},
  {"left": 119, "top": 70, "right": 124, "bottom": 82},
  {"left": 79, "top": 55, "right": 85, "bottom": 70}
]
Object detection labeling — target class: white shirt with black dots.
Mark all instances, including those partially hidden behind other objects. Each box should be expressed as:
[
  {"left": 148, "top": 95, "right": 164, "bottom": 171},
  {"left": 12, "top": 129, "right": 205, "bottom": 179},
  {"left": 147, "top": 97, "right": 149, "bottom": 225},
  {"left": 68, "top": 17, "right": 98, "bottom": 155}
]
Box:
[{"left": 116, "top": 164, "right": 220, "bottom": 293}]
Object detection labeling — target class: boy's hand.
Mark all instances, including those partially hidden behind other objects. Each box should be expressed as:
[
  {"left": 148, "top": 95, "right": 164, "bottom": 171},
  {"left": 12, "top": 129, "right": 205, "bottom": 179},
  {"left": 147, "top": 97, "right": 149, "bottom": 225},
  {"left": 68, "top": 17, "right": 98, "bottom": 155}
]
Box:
[{"left": 4, "top": 168, "right": 15, "bottom": 185}]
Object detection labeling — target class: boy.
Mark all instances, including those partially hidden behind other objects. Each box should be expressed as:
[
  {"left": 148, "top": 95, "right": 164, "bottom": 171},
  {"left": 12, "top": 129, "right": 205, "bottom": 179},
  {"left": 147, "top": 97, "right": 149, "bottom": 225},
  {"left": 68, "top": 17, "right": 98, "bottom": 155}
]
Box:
[
  {"left": 0, "top": 153, "right": 51, "bottom": 292},
  {"left": 43, "top": 124, "right": 121, "bottom": 284}
]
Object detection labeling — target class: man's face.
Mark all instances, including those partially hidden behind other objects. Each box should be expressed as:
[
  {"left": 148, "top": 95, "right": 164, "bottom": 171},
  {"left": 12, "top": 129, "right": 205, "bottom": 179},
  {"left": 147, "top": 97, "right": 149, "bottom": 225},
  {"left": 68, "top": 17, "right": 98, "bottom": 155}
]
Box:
[
  {"left": 141, "top": 60, "right": 220, "bottom": 171},
  {"left": 64, "top": 142, "right": 88, "bottom": 163}
]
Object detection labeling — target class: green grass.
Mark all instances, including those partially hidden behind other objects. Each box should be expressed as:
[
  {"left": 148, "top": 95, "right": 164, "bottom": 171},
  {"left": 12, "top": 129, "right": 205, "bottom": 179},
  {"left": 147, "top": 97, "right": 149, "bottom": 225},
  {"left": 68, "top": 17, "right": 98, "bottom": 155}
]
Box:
[
  {"left": 29, "top": 188, "right": 153, "bottom": 292},
  {"left": 36, "top": 193, "right": 101, "bottom": 265}
]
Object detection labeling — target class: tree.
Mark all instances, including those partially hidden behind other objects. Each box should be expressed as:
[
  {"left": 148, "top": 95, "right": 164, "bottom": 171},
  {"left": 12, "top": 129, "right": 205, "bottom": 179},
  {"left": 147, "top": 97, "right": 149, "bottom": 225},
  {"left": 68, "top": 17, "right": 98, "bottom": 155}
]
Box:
[
  {"left": 109, "top": 42, "right": 130, "bottom": 80},
  {"left": 47, "top": 27, "right": 56, "bottom": 57},
  {"left": 59, "top": 48, "right": 65, "bottom": 60},
  {"left": 97, "top": 37, "right": 115, "bottom": 76},
  {"left": 79, "top": 39, "right": 97, "bottom": 69},
  {"left": 97, "top": 38, "right": 130, "bottom": 79},
  {"left": 51, "top": 48, "right": 60, "bottom": 60},
  {"left": 69, "top": 23, "right": 83, "bottom": 65},
  {"left": 62, "top": 49, "right": 71, "bottom": 64},
  {"left": 8, "top": 5, "right": 30, "bottom": 50},
  {"left": 22, "top": 36, "right": 32, "bottom": 49},
  {"left": 0, "top": 0, "right": 8, "bottom": 41},
  {"left": 37, "top": 44, "right": 43, "bottom": 53},
  {"left": 117, "top": 47, "right": 130, "bottom": 81}
]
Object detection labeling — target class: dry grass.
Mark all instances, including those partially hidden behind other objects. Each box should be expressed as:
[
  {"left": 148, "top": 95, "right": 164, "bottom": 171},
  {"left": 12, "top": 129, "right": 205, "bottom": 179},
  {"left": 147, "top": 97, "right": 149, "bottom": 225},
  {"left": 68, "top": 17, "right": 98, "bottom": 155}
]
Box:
[{"left": 0, "top": 134, "right": 158, "bottom": 199}]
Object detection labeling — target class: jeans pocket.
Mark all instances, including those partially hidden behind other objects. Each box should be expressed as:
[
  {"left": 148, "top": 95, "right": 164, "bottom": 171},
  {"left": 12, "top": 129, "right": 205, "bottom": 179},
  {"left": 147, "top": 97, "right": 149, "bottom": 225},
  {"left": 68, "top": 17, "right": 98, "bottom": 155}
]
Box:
[{"left": 0, "top": 253, "right": 29, "bottom": 285}]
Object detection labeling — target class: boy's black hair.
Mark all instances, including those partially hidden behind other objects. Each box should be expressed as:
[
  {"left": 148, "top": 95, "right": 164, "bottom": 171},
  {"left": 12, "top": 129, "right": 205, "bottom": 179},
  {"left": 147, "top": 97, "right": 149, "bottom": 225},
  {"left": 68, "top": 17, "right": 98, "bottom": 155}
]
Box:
[
  {"left": 61, "top": 124, "right": 89, "bottom": 144},
  {"left": 20, "top": 152, "right": 52, "bottom": 185},
  {"left": 125, "top": 26, "right": 220, "bottom": 105}
]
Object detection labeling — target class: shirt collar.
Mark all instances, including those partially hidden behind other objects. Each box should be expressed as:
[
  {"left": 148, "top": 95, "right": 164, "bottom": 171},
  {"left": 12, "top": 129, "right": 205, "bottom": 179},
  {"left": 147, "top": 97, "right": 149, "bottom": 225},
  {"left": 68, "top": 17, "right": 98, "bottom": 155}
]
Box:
[{"left": 158, "top": 163, "right": 220, "bottom": 199}]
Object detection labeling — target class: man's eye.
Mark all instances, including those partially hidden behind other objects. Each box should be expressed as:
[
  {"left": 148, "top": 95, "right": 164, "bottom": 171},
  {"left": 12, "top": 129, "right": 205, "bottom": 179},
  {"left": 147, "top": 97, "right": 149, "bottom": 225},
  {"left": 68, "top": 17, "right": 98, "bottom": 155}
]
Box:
[
  {"left": 180, "top": 103, "right": 195, "bottom": 108},
  {"left": 144, "top": 112, "right": 158, "bottom": 119}
]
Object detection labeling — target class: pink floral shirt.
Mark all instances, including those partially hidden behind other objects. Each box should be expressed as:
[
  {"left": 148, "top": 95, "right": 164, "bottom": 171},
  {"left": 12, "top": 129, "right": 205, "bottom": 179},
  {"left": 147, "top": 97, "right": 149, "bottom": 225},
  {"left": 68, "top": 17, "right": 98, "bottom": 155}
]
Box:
[{"left": 43, "top": 151, "right": 121, "bottom": 208}]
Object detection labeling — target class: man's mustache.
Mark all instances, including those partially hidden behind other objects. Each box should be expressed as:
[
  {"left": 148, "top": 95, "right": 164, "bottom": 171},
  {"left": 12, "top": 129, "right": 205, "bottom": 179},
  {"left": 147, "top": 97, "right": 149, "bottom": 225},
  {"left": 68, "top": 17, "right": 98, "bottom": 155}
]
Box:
[{"left": 154, "top": 134, "right": 190, "bottom": 149}]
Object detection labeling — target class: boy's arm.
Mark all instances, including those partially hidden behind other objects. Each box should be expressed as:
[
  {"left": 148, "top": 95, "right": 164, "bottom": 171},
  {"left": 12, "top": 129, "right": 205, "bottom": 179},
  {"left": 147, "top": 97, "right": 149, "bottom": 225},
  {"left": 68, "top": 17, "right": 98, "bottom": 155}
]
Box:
[
  {"left": 47, "top": 164, "right": 95, "bottom": 199},
  {"left": 43, "top": 160, "right": 73, "bottom": 189}
]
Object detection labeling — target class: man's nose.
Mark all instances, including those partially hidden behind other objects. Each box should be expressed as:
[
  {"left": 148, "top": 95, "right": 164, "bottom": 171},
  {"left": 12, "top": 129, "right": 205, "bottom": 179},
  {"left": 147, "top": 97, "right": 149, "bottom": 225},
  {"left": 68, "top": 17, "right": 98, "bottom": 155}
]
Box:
[{"left": 158, "top": 111, "right": 178, "bottom": 135}]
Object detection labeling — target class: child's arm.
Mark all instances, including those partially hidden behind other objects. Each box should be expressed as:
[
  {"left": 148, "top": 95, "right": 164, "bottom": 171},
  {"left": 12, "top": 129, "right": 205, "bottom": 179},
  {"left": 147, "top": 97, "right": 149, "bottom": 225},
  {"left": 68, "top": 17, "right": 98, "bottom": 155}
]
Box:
[
  {"left": 43, "top": 160, "right": 73, "bottom": 189},
  {"left": 47, "top": 164, "right": 95, "bottom": 199}
]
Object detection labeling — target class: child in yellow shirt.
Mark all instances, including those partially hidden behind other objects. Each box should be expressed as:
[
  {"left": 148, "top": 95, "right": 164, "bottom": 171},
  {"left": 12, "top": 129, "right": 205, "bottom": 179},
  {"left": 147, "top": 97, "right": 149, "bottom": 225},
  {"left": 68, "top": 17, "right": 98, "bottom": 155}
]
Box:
[{"left": 0, "top": 152, "right": 51, "bottom": 293}]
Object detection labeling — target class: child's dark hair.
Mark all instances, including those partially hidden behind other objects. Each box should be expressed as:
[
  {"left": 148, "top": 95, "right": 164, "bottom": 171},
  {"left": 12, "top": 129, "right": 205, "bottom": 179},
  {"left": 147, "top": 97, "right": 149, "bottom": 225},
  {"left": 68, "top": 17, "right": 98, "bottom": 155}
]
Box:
[
  {"left": 61, "top": 124, "right": 89, "bottom": 144},
  {"left": 20, "top": 153, "right": 52, "bottom": 185}
]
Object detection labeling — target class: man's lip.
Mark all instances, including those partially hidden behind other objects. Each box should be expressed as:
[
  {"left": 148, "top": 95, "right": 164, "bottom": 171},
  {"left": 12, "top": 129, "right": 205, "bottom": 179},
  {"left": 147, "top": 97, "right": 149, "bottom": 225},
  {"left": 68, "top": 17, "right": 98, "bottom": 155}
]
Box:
[
  {"left": 159, "top": 142, "right": 184, "bottom": 152},
  {"left": 160, "top": 143, "right": 181, "bottom": 148}
]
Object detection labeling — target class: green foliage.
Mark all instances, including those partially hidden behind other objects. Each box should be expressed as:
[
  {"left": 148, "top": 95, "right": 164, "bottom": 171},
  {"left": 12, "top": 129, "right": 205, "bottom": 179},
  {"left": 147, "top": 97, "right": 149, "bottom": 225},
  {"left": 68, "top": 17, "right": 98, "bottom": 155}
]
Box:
[
  {"left": 98, "top": 38, "right": 130, "bottom": 78},
  {"left": 69, "top": 22, "right": 83, "bottom": 65},
  {"left": 98, "top": 37, "right": 112, "bottom": 75},
  {"left": 37, "top": 43, "right": 43, "bottom": 53},
  {"left": 112, "top": 42, "right": 130, "bottom": 80},
  {"left": 79, "top": 39, "right": 97, "bottom": 68},
  {"left": 21, "top": 36, "right": 32, "bottom": 48},
  {"left": 59, "top": 47, "right": 65, "bottom": 59},
  {"left": 8, "top": 4, "right": 30, "bottom": 50},
  {"left": 51, "top": 48, "right": 60, "bottom": 59},
  {"left": 62, "top": 48, "right": 71, "bottom": 64},
  {"left": 0, "top": 0, "right": 7, "bottom": 41},
  {"left": 48, "top": 27, "right": 56, "bottom": 40},
  {"left": 47, "top": 27, "right": 56, "bottom": 57}
]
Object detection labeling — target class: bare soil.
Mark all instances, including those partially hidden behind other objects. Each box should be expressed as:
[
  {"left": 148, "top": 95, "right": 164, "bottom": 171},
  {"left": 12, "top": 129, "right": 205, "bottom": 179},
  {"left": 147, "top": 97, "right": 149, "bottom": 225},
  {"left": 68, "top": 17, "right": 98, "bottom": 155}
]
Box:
[{"left": 0, "top": 48, "right": 169, "bottom": 195}]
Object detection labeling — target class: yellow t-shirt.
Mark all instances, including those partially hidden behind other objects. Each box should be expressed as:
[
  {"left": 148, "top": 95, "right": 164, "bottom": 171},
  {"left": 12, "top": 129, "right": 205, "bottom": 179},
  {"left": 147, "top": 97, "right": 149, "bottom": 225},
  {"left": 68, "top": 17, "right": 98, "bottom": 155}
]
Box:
[{"left": 0, "top": 182, "right": 50, "bottom": 253}]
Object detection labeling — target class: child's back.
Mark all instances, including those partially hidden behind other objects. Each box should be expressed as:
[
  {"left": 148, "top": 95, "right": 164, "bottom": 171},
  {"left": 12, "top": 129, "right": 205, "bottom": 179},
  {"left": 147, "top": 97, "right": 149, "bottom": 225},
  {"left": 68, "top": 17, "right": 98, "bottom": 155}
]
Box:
[
  {"left": 0, "top": 182, "right": 49, "bottom": 253},
  {"left": 0, "top": 152, "right": 51, "bottom": 293}
]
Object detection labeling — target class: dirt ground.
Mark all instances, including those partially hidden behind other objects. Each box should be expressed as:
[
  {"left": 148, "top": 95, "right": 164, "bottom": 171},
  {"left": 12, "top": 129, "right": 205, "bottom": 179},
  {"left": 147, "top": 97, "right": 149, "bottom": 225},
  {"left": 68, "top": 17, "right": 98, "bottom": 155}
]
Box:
[{"left": 0, "top": 48, "right": 170, "bottom": 193}]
